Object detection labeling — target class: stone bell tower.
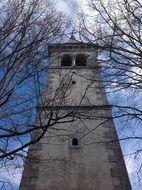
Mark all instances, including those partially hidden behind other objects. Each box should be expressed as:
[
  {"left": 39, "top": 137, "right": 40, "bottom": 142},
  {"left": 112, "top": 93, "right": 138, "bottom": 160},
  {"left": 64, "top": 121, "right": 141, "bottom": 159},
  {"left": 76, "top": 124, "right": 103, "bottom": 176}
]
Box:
[{"left": 20, "top": 35, "right": 131, "bottom": 190}]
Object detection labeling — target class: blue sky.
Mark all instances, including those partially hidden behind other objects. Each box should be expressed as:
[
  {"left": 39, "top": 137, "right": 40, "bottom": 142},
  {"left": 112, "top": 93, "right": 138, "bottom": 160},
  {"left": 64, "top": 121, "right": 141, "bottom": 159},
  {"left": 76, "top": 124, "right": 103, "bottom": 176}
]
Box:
[
  {"left": 1, "top": 0, "right": 142, "bottom": 189},
  {"left": 57, "top": 0, "right": 81, "bottom": 15}
]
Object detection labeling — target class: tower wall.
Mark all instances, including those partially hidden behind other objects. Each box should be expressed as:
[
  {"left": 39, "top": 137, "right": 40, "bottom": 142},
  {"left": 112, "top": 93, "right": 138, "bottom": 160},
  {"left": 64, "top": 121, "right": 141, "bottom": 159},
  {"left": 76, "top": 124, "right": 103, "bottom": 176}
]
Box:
[{"left": 20, "top": 41, "right": 131, "bottom": 190}]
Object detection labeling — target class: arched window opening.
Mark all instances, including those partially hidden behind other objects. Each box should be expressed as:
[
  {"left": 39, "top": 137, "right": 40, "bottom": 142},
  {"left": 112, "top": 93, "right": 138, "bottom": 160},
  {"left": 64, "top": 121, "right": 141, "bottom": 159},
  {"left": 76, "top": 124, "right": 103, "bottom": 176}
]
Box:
[
  {"left": 72, "top": 138, "right": 78, "bottom": 146},
  {"left": 61, "top": 54, "right": 72, "bottom": 66},
  {"left": 76, "top": 54, "right": 86, "bottom": 66}
]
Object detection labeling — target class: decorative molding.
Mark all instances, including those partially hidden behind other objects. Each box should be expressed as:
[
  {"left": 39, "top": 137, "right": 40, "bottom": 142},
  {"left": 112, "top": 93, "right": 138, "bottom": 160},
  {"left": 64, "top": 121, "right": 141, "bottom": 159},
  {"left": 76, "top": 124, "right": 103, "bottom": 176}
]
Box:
[
  {"left": 47, "top": 66, "right": 99, "bottom": 69},
  {"left": 37, "top": 105, "right": 112, "bottom": 110}
]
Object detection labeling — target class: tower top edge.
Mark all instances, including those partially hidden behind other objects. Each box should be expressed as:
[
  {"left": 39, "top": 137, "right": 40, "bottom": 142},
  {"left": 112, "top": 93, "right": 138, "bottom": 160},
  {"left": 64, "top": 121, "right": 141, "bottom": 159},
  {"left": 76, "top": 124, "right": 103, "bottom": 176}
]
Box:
[
  {"left": 48, "top": 35, "right": 98, "bottom": 47},
  {"left": 48, "top": 43, "right": 98, "bottom": 57},
  {"left": 48, "top": 43, "right": 98, "bottom": 49},
  {"left": 66, "top": 34, "right": 80, "bottom": 44}
]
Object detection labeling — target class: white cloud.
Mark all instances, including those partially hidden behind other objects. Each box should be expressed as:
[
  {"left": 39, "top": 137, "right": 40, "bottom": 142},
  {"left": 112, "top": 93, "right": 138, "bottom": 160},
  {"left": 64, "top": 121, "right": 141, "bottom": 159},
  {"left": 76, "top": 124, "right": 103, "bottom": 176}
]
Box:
[
  {"left": 56, "top": 0, "right": 71, "bottom": 15},
  {"left": 0, "top": 166, "right": 22, "bottom": 189},
  {"left": 56, "top": 0, "right": 84, "bottom": 16}
]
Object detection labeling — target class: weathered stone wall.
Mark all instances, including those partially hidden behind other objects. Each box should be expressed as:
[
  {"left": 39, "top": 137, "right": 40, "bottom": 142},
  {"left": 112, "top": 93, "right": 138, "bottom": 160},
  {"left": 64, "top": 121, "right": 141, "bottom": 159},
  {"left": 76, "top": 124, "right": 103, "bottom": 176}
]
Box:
[
  {"left": 20, "top": 43, "right": 131, "bottom": 190},
  {"left": 20, "top": 108, "right": 131, "bottom": 190}
]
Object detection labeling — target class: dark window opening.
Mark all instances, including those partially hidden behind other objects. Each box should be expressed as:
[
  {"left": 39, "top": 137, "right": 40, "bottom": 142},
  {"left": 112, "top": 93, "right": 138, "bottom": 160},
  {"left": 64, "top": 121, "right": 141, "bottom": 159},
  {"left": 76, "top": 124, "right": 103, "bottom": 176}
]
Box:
[
  {"left": 76, "top": 54, "right": 86, "bottom": 66},
  {"left": 61, "top": 54, "right": 72, "bottom": 66},
  {"left": 72, "top": 138, "right": 78, "bottom": 146},
  {"left": 72, "top": 80, "right": 76, "bottom": 84}
]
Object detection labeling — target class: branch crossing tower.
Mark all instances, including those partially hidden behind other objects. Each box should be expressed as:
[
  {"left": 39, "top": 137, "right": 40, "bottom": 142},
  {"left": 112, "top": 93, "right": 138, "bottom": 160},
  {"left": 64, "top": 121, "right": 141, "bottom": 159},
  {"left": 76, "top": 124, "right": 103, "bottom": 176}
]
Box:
[{"left": 20, "top": 35, "right": 131, "bottom": 190}]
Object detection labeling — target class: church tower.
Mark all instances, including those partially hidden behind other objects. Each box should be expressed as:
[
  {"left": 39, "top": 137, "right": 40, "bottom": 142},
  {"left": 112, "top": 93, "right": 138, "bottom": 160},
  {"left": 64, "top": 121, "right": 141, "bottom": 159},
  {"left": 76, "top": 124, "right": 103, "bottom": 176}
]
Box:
[{"left": 20, "top": 35, "right": 131, "bottom": 190}]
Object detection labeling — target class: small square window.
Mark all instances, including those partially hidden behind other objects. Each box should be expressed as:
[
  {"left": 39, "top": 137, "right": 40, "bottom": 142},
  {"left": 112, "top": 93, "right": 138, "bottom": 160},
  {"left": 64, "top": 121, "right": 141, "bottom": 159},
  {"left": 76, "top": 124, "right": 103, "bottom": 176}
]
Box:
[
  {"left": 72, "top": 80, "right": 76, "bottom": 85},
  {"left": 68, "top": 135, "right": 82, "bottom": 149},
  {"left": 72, "top": 138, "right": 78, "bottom": 146}
]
